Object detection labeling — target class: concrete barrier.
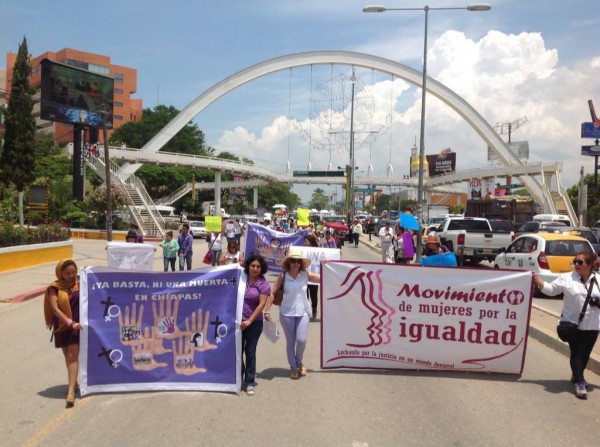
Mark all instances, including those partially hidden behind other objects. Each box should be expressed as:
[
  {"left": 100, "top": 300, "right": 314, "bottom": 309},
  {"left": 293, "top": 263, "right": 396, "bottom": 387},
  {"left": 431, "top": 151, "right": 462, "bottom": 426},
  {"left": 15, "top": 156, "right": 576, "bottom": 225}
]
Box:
[{"left": 0, "top": 240, "right": 73, "bottom": 272}]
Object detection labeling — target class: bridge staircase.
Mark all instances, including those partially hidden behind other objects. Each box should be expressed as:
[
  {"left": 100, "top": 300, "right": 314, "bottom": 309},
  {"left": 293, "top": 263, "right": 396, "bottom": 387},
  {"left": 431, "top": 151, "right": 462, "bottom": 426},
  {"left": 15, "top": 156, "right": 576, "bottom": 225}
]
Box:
[
  {"left": 155, "top": 183, "right": 192, "bottom": 206},
  {"left": 542, "top": 164, "right": 578, "bottom": 226},
  {"left": 86, "top": 153, "right": 166, "bottom": 237}
]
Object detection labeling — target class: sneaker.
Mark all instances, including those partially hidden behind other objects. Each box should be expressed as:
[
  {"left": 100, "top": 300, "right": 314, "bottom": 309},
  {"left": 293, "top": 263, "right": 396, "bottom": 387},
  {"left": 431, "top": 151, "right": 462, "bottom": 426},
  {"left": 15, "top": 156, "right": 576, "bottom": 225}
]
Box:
[
  {"left": 575, "top": 381, "right": 587, "bottom": 399},
  {"left": 298, "top": 363, "right": 307, "bottom": 377},
  {"left": 289, "top": 370, "right": 299, "bottom": 380},
  {"left": 246, "top": 385, "right": 255, "bottom": 396}
]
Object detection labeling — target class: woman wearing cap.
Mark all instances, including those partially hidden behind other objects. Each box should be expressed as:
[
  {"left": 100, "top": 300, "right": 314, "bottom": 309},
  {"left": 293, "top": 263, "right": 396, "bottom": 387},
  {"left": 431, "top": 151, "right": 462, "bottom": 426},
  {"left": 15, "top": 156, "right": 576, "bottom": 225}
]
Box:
[
  {"left": 264, "top": 247, "right": 321, "bottom": 379},
  {"left": 44, "top": 259, "right": 82, "bottom": 408}
]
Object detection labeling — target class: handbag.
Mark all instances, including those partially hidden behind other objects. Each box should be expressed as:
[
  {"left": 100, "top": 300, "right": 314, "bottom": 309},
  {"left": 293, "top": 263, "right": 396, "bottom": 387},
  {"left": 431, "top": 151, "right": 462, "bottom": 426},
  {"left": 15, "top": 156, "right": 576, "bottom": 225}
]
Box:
[
  {"left": 556, "top": 275, "right": 596, "bottom": 343},
  {"left": 203, "top": 237, "right": 217, "bottom": 265},
  {"left": 273, "top": 273, "right": 285, "bottom": 306}
]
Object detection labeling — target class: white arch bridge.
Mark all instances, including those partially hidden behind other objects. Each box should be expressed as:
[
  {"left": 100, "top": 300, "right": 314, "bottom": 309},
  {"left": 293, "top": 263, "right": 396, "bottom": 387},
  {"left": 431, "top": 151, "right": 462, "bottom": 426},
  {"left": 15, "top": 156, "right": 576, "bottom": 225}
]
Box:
[{"left": 87, "top": 51, "right": 574, "bottom": 236}]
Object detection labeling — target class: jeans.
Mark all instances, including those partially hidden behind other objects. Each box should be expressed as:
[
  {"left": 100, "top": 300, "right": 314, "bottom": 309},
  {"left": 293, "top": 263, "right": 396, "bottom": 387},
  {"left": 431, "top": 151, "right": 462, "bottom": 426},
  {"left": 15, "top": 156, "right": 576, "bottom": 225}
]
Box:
[
  {"left": 353, "top": 232, "right": 360, "bottom": 247},
  {"left": 179, "top": 253, "right": 192, "bottom": 270},
  {"left": 211, "top": 249, "right": 222, "bottom": 266},
  {"left": 279, "top": 314, "right": 310, "bottom": 371},
  {"left": 306, "top": 284, "right": 319, "bottom": 315},
  {"left": 163, "top": 257, "right": 176, "bottom": 272},
  {"left": 241, "top": 320, "right": 263, "bottom": 386},
  {"left": 568, "top": 329, "right": 599, "bottom": 382}
]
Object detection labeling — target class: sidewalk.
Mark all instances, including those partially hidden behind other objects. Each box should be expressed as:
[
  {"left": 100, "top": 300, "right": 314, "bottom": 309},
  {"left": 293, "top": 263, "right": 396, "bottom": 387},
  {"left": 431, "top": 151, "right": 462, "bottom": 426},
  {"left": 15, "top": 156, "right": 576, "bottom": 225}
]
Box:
[{"left": 2, "top": 236, "right": 599, "bottom": 375}]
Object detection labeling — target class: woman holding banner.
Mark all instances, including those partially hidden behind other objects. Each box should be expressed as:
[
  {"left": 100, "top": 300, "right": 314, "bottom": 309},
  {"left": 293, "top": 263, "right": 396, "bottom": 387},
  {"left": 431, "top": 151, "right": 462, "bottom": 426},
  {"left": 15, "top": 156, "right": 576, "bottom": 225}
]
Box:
[
  {"left": 534, "top": 251, "right": 600, "bottom": 400},
  {"left": 241, "top": 254, "right": 270, "bottom": 396},
  {"left": 44, "top": 259, "right": 82, "bottom": 408},
  {"left": 265, "top": 247, "right": 321, "bottom": 380}
]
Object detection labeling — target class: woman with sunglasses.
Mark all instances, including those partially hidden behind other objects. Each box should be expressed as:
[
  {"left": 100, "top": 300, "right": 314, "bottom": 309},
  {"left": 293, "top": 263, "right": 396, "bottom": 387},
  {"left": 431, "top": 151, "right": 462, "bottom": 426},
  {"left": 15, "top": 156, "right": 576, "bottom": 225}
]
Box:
[
  {"left": 264, "top": 247, "right": 321, "bottom": 380},
  {"left": 534, "top": 251, "right": 600, "bottom": 399}
]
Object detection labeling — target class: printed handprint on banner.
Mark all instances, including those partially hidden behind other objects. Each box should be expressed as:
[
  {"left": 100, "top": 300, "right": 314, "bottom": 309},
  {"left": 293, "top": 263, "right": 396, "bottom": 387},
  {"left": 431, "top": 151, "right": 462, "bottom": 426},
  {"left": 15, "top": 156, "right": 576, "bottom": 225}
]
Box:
[
  {"left": 152, "top": 298, "right": 181, "bottom": 339},
  {"left": 184, "top": 310, "right": 218, "bottom": 353},
  {"left": 117, "top": 302, "right": 143, "bottom": 345},
  {"left": 141, "top": 327, "right": 172, "bottom": 356},
  {"left": 131, "top": 334, "right": 169, "bottom": 371},
  {"left": 327, "top": 266, "right": 395, "bottom": 348},
  {"left": 172, "top": 335, "right": 207, "bottom": 375}
]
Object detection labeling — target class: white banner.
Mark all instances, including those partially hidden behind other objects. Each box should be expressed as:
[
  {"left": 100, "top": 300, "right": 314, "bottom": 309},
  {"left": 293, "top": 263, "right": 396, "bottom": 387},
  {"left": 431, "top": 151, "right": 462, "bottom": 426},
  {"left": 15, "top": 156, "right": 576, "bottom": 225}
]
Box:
[
  {"left": 321, "top": 262, "right": 533, "bottom": 374},
  {"left": 297, "top": 246, "right": 341, "bottom": 285},
  {"left": 107, "top": 242, "right": 156, "bottom": 271}
]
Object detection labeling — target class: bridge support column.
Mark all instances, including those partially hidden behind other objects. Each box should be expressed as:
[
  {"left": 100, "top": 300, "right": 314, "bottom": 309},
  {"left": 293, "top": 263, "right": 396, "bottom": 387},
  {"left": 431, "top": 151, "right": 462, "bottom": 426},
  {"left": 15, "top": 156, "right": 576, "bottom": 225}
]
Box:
[
  {"left": 214, "top": 171, "right": 222, "bottom": 216},
  {"left": 253, "top": 188, "right": 258, "bottom": 211}
]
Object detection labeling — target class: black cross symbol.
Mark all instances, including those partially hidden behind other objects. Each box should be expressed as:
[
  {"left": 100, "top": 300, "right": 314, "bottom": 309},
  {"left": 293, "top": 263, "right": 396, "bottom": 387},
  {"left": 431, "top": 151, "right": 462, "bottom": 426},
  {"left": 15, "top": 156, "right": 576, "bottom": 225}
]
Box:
[
  {"left": 229, "top": 276, "right": 237, "bottom": 285},
  {"left": 98, "top": 346, "right": 114, "bottom": 367},
  {"left": 100, "top": 295, "right": 114, "bottom": 319},
  {"left": 210, "top": 315, "right": 223, "bottom": 339}
]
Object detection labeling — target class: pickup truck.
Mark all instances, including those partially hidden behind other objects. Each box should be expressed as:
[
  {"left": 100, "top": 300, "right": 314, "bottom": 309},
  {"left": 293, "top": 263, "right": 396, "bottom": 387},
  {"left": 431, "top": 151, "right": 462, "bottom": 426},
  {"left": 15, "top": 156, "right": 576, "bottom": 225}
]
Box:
[{"left": 437, "top": 217, "right": 514, "bottom": 265}]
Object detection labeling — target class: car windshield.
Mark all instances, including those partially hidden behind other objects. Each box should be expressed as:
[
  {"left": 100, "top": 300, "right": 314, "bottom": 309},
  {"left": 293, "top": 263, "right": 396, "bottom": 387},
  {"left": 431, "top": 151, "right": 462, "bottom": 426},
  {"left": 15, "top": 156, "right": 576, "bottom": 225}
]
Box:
[
  {"left": 544, "top": 240, "right": 592, "bottom": 256},
  {"left": 189, "top": 221, "right": 204, "bottom": 227},
  {"left": 489, "top": 221, "right": 515, "bottom": 233}
]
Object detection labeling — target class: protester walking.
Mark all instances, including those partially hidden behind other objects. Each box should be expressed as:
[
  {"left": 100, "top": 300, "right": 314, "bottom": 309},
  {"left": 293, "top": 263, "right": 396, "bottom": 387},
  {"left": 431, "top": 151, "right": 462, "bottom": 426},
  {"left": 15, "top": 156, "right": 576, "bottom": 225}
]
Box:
[
  {"left": 178, "top": 223, "right": 193, "bottom": 270},
  {"left": 208, "top": 231, "right": 223, "bottom": 266},
  {"left": 534, "top": 251, "right": 600, "bottom": 399},
  {"left": 378, "top": 221, "right": 394, "bottom": 263},
  {"left": 44, "top": 259, "right": 82, "bottom": 408},
  {"left": 351, "top": 219, "right": 363, "bottom": 247},
  {"left": 265, "top": 247, "right": 321, "bottom": 379},
  {"left": 159, "top": 230, "right": 179, "bottom": 271},
  {"left": 304, "top": 235, "right": 320, "bottom": 319},
  {"left": 241, "top": 255, "right": 270, "bottom": 395},
  {"left": 220, "top": 239, "right": 244, "bottom": 266}
]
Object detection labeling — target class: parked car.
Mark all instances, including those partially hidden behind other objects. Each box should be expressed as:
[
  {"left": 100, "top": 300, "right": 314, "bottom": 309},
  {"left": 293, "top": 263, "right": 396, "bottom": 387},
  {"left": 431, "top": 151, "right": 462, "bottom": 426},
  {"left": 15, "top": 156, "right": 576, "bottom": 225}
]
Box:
[
  {"left": 494, "top": 233, "right": 594, "bottom": 295},
  {"left": 516, "top": 220, "right": 567, "bottom": 236},
  {"left": 188, "top": 221, "right": 208, "bottom": 239}
]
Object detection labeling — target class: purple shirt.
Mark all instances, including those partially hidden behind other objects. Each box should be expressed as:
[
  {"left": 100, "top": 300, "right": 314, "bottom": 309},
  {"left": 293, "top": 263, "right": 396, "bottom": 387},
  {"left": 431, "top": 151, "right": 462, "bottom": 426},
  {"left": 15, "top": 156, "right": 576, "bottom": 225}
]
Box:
[
  {"left": 243, "top": 275, "right": 271, "bottom": 320},
  {"left": 178, "top": 232, "right": 193, "bottom": 255},
  {"left": 321, "top": 237, "right": 337, "bottom": 248}
]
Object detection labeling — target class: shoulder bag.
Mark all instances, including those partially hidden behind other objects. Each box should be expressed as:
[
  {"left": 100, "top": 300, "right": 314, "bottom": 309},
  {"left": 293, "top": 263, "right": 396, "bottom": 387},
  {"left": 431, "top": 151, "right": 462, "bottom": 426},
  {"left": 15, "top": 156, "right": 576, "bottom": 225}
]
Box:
[
  {"left": 203, "top": 237, "right": 217, "bottom": 265},
  {"left": 273, "top": 273, "right": 286, "bottom": 306},
  {"left": 556, "top": 275, "right": 596, "bottom": 343}
]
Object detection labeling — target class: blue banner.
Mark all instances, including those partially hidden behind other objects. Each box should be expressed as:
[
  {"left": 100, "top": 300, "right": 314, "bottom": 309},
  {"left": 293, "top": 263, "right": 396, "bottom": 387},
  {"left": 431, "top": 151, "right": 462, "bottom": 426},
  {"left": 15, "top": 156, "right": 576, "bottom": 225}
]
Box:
[
  {"left": 419, "top": 252, "right": 458, "bottom": 267},
  {"left": 79, "top": 265, "right": 244, "bottom": 394},
  {"left": 243, "top": 223, "right": 309, "bottom": 274}
]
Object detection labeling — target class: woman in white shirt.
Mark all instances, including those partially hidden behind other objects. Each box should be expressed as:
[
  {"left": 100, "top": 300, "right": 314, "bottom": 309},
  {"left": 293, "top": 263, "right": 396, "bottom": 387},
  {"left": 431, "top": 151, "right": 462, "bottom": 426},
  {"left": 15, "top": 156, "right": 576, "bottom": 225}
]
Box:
[
  {"left": 264, "top": 247, "right": 321, "bottom": 380},
  {"left": 220, "top": 239, "right": 244, "bottom": 266},
  {"left": 534, "top": 250, "right": 600, "bottom": 399},
  {"left": 208, "top": 232, "right": 223, "bottom": 266}
]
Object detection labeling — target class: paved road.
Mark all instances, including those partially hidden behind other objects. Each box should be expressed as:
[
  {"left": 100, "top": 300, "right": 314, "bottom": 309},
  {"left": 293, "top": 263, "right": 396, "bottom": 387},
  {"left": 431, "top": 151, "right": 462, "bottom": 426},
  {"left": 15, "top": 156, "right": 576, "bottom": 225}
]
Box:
[{"left": 3, "top": 240, "right": 600, "bottom": 447}]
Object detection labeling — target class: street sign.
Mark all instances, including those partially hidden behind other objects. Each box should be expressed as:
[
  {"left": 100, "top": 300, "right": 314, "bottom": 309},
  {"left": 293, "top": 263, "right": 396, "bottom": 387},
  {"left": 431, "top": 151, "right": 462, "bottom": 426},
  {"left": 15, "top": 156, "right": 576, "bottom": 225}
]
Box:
[
  {"left": 353, "top": 187, "right": 374, "bottom": 193},
  {"left": 581, "top": 145, "right": 600, "bottom": 156},
  {"left": 581, "top": 122, "right": 600, "bottom": 138},
  {"left": 293, "top": 170, "right": 345, "bottom": 177}
]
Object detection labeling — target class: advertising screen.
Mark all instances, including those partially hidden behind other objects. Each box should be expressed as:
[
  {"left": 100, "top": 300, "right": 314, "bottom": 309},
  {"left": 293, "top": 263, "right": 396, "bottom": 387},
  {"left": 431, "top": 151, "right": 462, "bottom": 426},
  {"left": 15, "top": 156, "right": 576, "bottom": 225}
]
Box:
[{"left": 40, "top": 59, "right": 114, "bottom": 128}]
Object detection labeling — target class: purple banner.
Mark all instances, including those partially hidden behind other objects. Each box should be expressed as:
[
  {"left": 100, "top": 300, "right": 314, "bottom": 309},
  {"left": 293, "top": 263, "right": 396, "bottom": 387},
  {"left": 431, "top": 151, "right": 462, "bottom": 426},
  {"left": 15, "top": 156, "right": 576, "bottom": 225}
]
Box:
[
  {"left": 79, "top": 265, "right": 243, "bottom": 394},
  {"left": 243, "top": 223, "right": 309, "bottom": 274}
]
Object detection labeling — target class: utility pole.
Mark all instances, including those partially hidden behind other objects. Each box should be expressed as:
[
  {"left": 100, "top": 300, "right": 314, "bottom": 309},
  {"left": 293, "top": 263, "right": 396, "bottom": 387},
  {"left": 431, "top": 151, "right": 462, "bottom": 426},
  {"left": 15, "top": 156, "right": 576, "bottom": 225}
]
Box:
[
  {"left": 495, "top": 116, "right": 528, "bottom": 193},
  {"left": 102, "top": 107, "right": 113, "bottom": 241}
]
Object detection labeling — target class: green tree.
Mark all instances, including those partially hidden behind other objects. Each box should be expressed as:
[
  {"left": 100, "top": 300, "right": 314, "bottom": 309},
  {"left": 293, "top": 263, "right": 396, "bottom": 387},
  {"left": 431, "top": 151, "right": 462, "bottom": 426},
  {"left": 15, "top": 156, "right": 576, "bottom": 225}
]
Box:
[
  {"left": 309, "top": 188, "right": 329, "bottom": 210},
  {"left": 567, "top": 174, "right": 600, "bottom": 226},
  {"left": 109, "top": 104, "right": 211, "bottom": 156},
  {"left": 1, "top": 37, "right": 36, "bottom": 227}
]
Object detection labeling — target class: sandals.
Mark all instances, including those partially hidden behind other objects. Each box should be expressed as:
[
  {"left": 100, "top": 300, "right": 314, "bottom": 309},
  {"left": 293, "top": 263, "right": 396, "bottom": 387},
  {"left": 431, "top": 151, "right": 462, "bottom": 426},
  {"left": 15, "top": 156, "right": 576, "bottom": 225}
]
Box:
[
  {"left": 66, "top": 392, "right": 75, "bottom": 408},
  {"left": 298, "top": 364, "right": 307, "bottom": 377}
]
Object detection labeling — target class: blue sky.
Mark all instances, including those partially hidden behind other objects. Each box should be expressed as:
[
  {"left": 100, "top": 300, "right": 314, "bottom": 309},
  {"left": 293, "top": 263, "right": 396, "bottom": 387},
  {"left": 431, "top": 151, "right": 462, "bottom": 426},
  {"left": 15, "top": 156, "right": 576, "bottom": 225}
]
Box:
[{"left": 2, "top": 0, "right": 600, "bottom": 203}]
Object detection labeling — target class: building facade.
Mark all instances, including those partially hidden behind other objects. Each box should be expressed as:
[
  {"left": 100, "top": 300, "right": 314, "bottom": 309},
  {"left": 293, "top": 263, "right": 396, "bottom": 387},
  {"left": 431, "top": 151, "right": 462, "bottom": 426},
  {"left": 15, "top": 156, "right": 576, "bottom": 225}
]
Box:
[{"left": 3, "top": 48, "right": 142, "bottom": 145}]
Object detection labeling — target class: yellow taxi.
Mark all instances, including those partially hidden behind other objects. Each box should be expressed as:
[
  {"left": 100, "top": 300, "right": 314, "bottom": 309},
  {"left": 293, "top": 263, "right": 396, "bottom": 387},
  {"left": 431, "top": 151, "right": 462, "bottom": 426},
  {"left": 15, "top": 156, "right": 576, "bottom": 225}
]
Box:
[{"left": 494, "top": 232, "right": 594, "bottom": 287}]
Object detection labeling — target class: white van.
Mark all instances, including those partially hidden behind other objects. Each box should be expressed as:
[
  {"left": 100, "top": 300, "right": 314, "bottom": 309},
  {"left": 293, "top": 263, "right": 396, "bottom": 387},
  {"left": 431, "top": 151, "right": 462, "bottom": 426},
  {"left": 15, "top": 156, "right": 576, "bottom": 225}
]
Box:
[{"left": 533, "top": 214, "right": 571, "bottom": 226}]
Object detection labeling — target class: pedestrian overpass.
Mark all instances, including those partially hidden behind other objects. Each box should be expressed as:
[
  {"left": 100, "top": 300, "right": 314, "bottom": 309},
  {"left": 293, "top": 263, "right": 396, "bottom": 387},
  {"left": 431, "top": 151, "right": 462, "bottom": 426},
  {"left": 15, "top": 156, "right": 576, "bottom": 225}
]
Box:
[{"left": 85, "top": 51, "right": 575, "bottom": 236}]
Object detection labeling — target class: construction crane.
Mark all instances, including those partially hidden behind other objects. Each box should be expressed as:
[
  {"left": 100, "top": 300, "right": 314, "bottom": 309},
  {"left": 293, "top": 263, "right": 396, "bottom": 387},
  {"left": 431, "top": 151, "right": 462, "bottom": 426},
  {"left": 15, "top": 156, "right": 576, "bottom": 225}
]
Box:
[{"left": 495, "top": 116, "right": 528, "bottom": 143}]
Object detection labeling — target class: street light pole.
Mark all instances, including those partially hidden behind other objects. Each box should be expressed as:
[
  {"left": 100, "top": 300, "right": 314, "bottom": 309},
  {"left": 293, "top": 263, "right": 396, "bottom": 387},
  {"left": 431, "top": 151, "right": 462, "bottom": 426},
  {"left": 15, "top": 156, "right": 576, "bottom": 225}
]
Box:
[
  {"left": 362, "top": 3, "right": 491, "bottom": 259},
  {"left": 349, "top": 68, "right": 356, "bottom": 224}
]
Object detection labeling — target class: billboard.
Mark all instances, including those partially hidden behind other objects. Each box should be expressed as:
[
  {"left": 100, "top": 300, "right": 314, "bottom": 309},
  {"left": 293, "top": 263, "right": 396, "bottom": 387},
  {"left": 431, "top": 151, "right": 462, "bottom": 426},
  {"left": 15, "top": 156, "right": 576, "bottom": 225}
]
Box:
[
  {"left": 487, "top": 141, "right": 529, "bottom": 164},
  {"left": 426, "top": 149, "right": 456, "bottom": 177},
  {"left": 40, "top": 59, "right": 114, "bottom": 128}
]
